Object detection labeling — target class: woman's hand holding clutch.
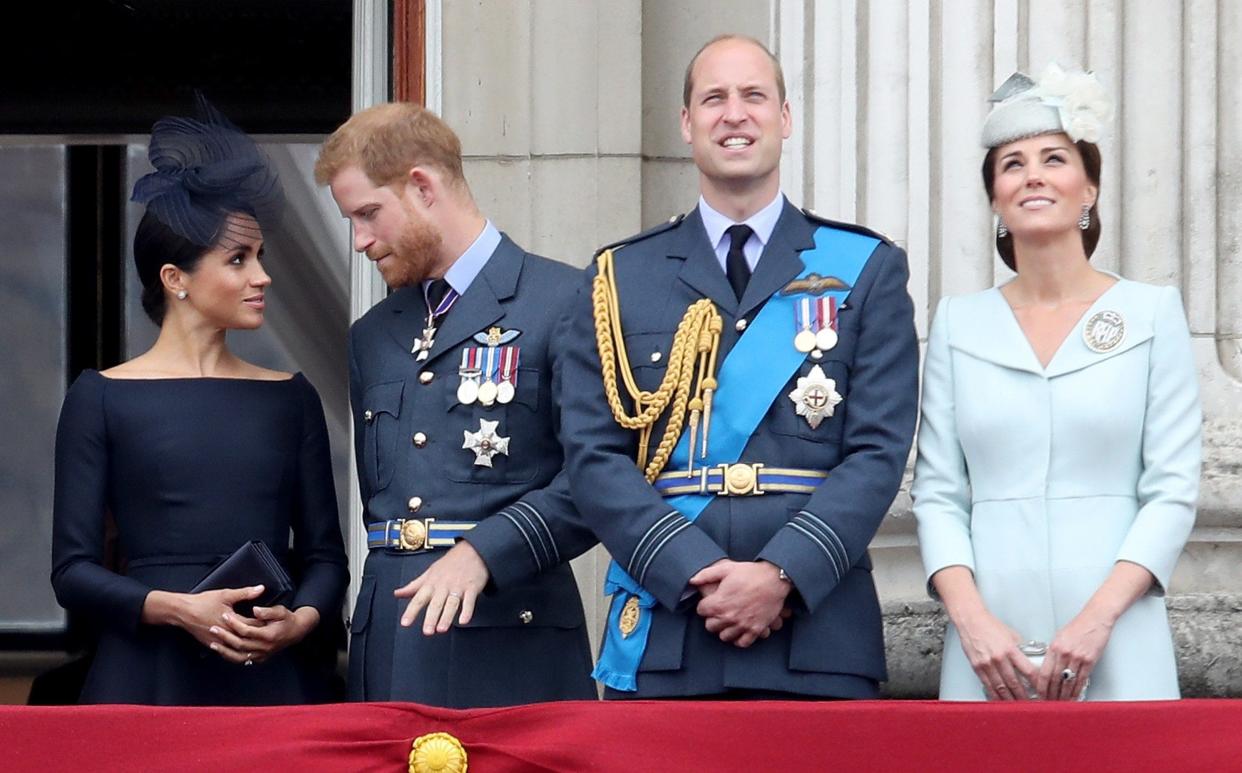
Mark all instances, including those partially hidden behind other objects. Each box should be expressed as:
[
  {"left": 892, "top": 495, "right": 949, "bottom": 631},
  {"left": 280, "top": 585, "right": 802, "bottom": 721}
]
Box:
[
  {"left": 931, "top": 566, "right": 1038, "bottom": 701},
  {"left": 1036, "top": 610, "right": 1110, "bottom": 701},
  {"left": 211, "top": 604, "right": 321, "bottom": 666},
  {"left": 1035, "top": 561, "right": 1154, "bottom": 700},
  {"left": 142, "top": 585, "right": 267, "bottom": 662},
  {"left": 954, "top": 608, "right": 1040, "bottom": 701}
]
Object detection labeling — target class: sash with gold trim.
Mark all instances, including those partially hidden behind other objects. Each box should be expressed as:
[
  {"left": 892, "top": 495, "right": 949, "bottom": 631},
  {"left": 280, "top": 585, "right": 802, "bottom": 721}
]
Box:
[{"left": 592, "top": 225, "right": 880, "bottom": 691}]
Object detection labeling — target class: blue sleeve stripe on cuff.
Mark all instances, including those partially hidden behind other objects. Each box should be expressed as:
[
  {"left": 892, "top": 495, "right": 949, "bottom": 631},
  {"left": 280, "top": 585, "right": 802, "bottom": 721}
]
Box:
[
  {"left": 631, "top": 518, "right": 681, "bottom": 581},
  {"left": 788, "top": 521, "right": 842, "bottom": 582},
  {"left": 795, "top": 511, "right": 850, "bottom": 577},
  {"left": 510, "top": 501, "right": 555, "bottom": 567},
  {"left": 500, "top": 509, "right": 546, "bottom": 569},
  {"left": 636, "top": 521, "right": 691, "bottom": 586},
  {"left": 512, "top": 500, "right": 559, "bottom": 565},
  {"left": 628, "top": 511, "right": 680, "bottom": 577}
]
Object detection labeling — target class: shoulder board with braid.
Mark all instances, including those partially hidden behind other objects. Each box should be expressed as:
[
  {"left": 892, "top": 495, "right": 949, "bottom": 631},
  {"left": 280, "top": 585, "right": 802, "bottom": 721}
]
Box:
[
  {"left": 593, "top": 213, "right": 687, "bottom": 257},
  {"left": 800, "top": 208, "right": 894, "bottom": 247}
]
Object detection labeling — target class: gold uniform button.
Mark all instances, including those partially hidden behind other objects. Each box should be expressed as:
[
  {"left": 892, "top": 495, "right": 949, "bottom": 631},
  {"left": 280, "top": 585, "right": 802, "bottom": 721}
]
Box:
[
  {"left": 419, "top": 371, "right": 434, "bottom": 385},
  {"left": 412, "top": 432, "right": 428, "bottom": 448},
  {"left": 519, "top": 610, "right": 534, "bottom": 624},
  {"left": 735, "top": 318, "right": 748, "bottom": 332},
  {"left": 407, "top": 496, "right": 423, "bottom": 513}
]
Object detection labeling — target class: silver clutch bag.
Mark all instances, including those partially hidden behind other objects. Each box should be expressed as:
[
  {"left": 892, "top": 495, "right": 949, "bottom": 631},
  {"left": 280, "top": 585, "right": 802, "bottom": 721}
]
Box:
[{"left": 1019, "top": 640, "right": 1088, "bottom": 701}]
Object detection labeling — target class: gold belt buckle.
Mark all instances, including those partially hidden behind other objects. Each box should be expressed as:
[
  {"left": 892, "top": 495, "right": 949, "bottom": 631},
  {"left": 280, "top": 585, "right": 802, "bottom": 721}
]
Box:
[
  {"left": 398, "top": 518, "right": 431, "bottom": 550},
  {"left": 718, "top": 463, "right": 765, "bottom": 496}
]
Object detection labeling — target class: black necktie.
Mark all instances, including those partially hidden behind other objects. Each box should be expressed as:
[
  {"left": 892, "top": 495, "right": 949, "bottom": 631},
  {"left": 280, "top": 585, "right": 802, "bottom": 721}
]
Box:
[
  {"left": 724, "top": 224, "right": 753, "bottom": 301},
  {"left": 425, "top": 279, "right": 452, "bottom": 319}
]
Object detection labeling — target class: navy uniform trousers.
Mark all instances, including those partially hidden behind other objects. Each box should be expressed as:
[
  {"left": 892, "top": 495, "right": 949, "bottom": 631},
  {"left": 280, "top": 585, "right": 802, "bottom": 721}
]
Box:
[
  {"left": 347, "top": 235, "right": 597, "bottom": 707},
  {"left": 561, "top": 199, "right": 919, "bottom": 698}
]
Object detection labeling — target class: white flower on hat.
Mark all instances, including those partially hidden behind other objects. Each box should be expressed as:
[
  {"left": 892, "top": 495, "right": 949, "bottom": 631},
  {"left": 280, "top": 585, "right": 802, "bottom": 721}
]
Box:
[{"left": 1031, "top": 63, "right": 1113, "bottom": 143}]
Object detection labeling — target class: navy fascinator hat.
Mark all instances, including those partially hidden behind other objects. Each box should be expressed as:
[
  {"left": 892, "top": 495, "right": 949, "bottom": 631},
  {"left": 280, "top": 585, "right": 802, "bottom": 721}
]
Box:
[{"left": 131, "top": 93, "right": 283, "bottom": 250}]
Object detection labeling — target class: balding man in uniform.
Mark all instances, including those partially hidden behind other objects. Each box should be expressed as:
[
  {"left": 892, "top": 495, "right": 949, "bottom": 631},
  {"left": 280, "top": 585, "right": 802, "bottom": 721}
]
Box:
[{"left": 561, "top": 35, "right": 919, "bottom": 699}]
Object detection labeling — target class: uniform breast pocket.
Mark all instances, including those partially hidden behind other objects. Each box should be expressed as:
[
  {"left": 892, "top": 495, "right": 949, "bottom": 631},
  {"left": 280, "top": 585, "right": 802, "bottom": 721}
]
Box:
[
  {"left": 362, "top": 380, "right": 404, "bottom": 492},
  {"left": 444, "top": 366, "right": 542, "bottom": 484},
  {"left": 622, "top": 331, "right": 674, "bottom": 393}
]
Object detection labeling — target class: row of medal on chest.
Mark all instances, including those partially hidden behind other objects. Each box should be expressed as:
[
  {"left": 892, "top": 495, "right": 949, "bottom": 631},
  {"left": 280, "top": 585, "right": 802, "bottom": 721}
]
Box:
[
  {"left": 410, "top": 295, "right": 847, "bottom": 425},
  {"left": 412, "top": 324, "right": 522, "bottom": 407}
]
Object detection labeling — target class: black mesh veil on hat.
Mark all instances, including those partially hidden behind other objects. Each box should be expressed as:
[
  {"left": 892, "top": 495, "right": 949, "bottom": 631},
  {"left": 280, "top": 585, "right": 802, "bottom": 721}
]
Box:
[{"left": 131, "top": 93, "right": 283, "bottom": 252}]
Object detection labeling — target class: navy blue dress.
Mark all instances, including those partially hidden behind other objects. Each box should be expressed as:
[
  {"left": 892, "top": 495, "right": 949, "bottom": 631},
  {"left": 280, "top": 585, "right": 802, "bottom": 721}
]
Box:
[{"left": 51, "top": 370, "right": 348, "bottom": 705}]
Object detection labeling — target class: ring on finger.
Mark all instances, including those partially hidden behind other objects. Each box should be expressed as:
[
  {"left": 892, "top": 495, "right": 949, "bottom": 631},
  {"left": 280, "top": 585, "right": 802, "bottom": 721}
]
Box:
[
  {"left": 447, "top": 590, "right": 462, "bottom": 599},
  {"left": 1061, "top": 668, "right": 1077, "bottom": 682}
]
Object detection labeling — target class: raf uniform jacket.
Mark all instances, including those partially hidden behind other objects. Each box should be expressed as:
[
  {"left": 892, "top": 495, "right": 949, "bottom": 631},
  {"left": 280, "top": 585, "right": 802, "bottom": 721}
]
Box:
[
  {"left": 561, "top": 200, "right": 919, "bottom": 698},
  {"left": 347, "top": 234, "right": 597, "bottom": 707}
]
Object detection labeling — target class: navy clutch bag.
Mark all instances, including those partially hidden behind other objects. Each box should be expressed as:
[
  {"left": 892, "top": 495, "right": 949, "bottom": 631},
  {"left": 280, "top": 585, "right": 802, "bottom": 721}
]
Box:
[{"left": 191, "top": 540, "right": 294, "bottom": 616}]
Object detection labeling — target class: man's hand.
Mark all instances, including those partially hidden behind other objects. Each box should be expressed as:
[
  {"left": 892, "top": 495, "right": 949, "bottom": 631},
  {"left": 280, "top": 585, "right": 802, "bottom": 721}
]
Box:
[
  {"left": 394, "top": 541, "right": 490, "bottom": 635},
  {"left": 689, "top": 560, "right": 791, "bottom": 648}
]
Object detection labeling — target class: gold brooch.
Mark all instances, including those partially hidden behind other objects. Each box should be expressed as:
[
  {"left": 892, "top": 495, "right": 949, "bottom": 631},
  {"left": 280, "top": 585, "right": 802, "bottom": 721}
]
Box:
[
  {"left": 619, "top": 596, "right": 641, "bottom": 638},
  {"left": 409, "top": 732, "right": 468, "bottom": 773}
]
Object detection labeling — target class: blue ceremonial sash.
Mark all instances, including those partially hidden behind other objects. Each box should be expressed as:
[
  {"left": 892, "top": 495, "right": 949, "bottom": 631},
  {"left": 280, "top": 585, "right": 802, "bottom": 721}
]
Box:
[{"left": 593, "top": 225, "right": 880, "bottom": 691}]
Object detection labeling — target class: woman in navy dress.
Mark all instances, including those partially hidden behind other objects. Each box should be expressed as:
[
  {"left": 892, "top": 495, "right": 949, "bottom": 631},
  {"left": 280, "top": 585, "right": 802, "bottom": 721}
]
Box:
[{"left": 51, "top": 100, "right": 348, "bottom": 705}]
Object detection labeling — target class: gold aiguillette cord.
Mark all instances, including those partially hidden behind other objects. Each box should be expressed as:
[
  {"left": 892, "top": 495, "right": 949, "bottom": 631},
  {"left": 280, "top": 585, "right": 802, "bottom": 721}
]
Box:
[{"left": 592, "top": 249, "right": 723, "bottom": 482}]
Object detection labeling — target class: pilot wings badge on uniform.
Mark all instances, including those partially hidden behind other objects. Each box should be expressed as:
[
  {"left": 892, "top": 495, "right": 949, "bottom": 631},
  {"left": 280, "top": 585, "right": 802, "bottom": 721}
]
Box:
[
  {"left": 472, "top": 326, "right": 522, "bottom": 347},
  {"left": 779, "top": 273, "right": 852, "bottom": 297}
]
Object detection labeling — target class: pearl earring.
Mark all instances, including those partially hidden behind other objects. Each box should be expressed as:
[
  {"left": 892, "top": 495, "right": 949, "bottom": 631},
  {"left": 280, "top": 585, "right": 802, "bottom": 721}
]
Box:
[{"left": 177, "top": 290, "right": 188, "bottom": 300}]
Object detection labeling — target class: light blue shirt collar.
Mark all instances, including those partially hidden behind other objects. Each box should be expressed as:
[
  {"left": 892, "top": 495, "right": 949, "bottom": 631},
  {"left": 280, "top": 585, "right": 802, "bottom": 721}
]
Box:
[
  {"left": 425, "top": 219, "right": 502, "bottom": 298},
  {"left": 698, "top": 193, "right": 784, "bottom": 272}
]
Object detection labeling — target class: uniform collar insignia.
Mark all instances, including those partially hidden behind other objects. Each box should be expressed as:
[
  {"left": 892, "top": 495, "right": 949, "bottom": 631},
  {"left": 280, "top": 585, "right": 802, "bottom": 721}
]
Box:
[{"left": 780, "top": 273, "right": 852, "bottom": 296}]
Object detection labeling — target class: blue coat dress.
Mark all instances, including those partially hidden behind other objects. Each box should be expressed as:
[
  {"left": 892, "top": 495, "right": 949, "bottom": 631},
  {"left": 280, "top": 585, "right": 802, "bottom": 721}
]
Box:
[
  {"left": 561, "top": 200, "right": 920, "bottom": 698},
  {"left": 347, "top": 235, "right": 597, "bottom": 707},
  {"left": 51, "top": 372, "right": 349, "bottom": 705},
  {"left": 912, "top": 278, "right": 1201, "bottom": 700}
]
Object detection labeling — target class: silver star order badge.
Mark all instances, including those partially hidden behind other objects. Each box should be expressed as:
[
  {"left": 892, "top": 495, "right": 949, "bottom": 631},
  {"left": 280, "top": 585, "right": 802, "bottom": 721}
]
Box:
[
  {"left": 788, "top": 365, "right": 843, "bottom": 429},
  {"left": 463, "top": 418, "right": 510, "bottom": 467}
]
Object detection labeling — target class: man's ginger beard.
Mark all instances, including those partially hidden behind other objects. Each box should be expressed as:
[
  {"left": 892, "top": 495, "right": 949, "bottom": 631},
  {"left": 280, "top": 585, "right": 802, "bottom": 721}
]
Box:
[{"left": 369, "top": 198, "right": 443, "bottom": 289}]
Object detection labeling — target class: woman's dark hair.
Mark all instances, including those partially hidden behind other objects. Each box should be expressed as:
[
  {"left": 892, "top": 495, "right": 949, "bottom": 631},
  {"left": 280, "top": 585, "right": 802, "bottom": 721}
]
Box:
[
  {"left": 981, "top": 139, "right": 1102, "bottom": 271},
  {"left": 132, "top": 209, "right": 211, "bottom": 325}
]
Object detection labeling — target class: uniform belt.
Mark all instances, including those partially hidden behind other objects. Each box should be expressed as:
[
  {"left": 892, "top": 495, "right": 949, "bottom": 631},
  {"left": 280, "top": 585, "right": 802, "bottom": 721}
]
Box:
[
  {"left": 653, "top": 463, "right": 827, "bottom": 497},
  {"left": 366, "top": 518, "right": 477, "bottom": 552}
]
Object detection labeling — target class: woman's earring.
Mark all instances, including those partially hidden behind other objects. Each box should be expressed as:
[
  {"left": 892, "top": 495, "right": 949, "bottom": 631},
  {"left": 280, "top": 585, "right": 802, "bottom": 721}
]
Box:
[
  {"left": 1079, "top": 205, "right": 1091, "bottom": 231},
  {"left": 177, "top": 290, "right": 188, "bottom": 300},
  {"left": 996, "top": 219, "right": 1008, "bottom": 238}
]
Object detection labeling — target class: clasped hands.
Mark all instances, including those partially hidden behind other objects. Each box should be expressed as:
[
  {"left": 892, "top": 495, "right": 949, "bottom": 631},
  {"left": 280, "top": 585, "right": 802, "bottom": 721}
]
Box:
[
  {"left": 176, "top": 586, "right": 319, "bottom": 666},
  {"left": 956, "top": 607, "right": 1108, "bottom": 701},
  {"left": 689, "top": 559, "right": 792, "bottom": 649}
]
